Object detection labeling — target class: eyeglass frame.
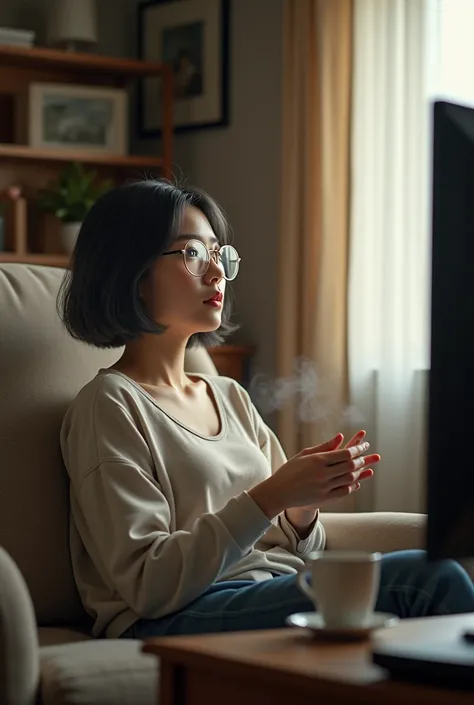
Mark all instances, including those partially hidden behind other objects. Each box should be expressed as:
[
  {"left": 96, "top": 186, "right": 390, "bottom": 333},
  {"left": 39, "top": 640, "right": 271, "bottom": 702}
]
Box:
[{"left": 161, "top": 239, "right": 241, "bottom": 281}]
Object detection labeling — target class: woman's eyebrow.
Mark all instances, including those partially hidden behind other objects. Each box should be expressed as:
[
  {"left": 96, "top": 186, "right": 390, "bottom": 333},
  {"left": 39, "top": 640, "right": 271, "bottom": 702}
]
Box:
[{"left": 175, "top": 234, "right": 219, "bottom": 246}]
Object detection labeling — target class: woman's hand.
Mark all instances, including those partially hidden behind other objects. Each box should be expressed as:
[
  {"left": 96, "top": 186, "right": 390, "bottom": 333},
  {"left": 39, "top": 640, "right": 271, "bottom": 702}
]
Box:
[
  {"left": 248, "top": 429, "right": 380, "bottom": 521},
  {"left": 283, "top": 431, "right": 375, "bottom": 536}
]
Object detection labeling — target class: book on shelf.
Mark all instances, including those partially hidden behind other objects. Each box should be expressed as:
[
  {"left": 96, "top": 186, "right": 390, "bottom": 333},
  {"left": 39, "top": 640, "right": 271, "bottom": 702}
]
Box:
[{"left": 0, "top": 27, "right": 35, "bottom": 47}]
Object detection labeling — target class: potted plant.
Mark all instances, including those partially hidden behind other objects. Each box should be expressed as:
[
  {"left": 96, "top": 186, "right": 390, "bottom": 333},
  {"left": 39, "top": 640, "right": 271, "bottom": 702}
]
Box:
[{"left": 38, "top": 161, "right": 113, "bottom": 253}]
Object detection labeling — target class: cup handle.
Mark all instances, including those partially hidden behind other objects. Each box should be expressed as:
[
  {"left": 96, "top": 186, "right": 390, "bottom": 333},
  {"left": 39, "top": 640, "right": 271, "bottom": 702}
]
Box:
[{"left": 297, "top": 570, "right": 314, "bottom": 601}]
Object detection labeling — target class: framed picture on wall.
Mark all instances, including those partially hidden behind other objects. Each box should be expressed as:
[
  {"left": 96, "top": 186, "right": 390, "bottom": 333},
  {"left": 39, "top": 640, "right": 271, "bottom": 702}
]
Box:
[
  {"left": 20, "top": 83, "right": 128, "bottom": 155},
  {"left": 138, "top": 0, "right": 230, "bottom": 134}
]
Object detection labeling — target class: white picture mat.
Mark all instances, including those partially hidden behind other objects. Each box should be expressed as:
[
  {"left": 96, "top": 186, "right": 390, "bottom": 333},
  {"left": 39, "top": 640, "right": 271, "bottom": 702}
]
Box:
[
  {"left": 28, "top": 82, "right": 128, "bottom": 155},
  {"left": 142, "top": 0, "right": 222, "bottom": 130}
]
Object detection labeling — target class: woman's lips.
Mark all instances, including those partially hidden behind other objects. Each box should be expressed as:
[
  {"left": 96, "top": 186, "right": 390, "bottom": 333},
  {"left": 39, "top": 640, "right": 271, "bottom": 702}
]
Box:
[
  {"left": 204, "top": 296, "right": 223, "bottom": 308},
  {"left": 204, "top": 292, "right": 223, "bottom": 306}
]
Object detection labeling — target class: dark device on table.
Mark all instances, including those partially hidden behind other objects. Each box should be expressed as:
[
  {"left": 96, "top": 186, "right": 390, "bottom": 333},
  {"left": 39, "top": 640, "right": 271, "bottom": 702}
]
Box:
[{"left": 371, "top": 99, "right": 474, "bottom": 686}]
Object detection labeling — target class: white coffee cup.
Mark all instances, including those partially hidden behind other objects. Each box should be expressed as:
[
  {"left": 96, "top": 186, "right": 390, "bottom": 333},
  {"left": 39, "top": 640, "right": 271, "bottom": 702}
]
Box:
[{"left": 297, "top": 550, "right": 382, "bottom": 628}]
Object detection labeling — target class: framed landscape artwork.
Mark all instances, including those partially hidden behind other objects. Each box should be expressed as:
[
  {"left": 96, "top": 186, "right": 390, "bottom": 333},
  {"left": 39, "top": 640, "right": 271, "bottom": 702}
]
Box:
[
  {"left": 26, "top": 83, "right": 128, "bottom": 155},
  {"left": 138, "top": 0, "right": 230, "bottom": 134}
]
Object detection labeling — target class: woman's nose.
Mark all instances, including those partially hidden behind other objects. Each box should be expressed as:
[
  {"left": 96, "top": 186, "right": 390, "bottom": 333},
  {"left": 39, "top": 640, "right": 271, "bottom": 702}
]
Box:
[{"left": 204, "top": 254, "right": 224, "bottom": 283}]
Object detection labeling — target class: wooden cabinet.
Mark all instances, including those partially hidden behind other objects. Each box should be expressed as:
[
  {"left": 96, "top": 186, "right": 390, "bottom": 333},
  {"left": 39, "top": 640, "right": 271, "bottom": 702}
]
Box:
[
  {"left": 208, "top": 345, "right": 255, "bottom": 385},
  {"left": 0, "top": 45, "right": 172, "bottom": 264}
]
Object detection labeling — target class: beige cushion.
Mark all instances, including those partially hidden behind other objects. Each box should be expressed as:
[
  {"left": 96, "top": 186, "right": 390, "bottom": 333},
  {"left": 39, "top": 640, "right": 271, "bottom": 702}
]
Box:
[
  {"left": 40, "top": 640, "right": 158, "bottom": 705},
  {"left": 38, "top": 628, "right": 91, "bottom": 648},
  {"left": 0, "top": 264, "right": 119, "bottom": 627},
  {"left": 0, "top": 546, "right": 39, "bottom": 705}
]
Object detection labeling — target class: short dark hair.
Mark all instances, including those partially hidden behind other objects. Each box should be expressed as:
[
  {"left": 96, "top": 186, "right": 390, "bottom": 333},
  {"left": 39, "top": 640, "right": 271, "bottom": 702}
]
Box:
[{"left": 57, "top": 179, "right": 238, "bottom": 349}]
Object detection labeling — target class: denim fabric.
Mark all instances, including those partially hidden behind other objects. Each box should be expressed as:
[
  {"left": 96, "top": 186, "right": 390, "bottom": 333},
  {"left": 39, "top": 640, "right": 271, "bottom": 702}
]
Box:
[{"left": 121, "top": 550, "right": 474, "bottom": 639}]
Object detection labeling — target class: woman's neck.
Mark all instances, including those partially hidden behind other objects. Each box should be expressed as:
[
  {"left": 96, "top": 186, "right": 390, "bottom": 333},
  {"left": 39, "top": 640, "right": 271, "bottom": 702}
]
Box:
[{"left": 112, "top": 334, "right": 190, "bottom": 390}]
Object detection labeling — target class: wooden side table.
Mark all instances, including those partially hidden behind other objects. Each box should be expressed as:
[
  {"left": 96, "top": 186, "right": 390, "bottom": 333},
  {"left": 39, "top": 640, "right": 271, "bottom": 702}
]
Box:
[
  {"left": 207, "top": 345, "right": 255, "bottom": 384},
  {"left": 143, "top": 614, "right": 474, "bottom": 705}
]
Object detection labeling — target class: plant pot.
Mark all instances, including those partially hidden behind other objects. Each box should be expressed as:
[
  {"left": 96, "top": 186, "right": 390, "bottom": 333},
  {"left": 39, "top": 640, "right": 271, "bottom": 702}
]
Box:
[{"left": 60, "top": 221, "right": 82, "bottom": 254}]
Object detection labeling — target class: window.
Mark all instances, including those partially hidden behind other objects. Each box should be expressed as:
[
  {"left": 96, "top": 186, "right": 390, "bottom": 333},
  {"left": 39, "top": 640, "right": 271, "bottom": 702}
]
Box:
[{"left": 436, "top": 0, "right": 474, "bottom": 103}]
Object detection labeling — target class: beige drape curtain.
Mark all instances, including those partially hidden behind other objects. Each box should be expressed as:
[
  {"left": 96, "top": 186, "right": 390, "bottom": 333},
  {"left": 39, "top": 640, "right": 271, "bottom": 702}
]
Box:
[
  {"left": 349, "top": 0, "right": 432, "bottom": 513},
  {"left": 278, "top": 0, "right": 353, "bottom": 461}
]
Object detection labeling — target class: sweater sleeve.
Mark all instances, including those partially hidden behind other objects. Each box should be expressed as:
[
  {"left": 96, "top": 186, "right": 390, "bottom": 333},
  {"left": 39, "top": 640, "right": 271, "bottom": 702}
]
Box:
[
  {"left": 75, "top": 461, "right": 270, "bottom": 619},
  {"left": 247, "top": 396, "right": 326, "bottom": 557},
  {"left": 63, "top": 385, "right": 271, "bottom": 620}
]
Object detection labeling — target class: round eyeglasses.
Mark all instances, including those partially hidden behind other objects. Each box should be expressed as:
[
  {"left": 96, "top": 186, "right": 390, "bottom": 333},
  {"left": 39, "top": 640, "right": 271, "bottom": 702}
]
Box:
[{"left": 162, "top": 239, "right": 241, "bottom": 281}]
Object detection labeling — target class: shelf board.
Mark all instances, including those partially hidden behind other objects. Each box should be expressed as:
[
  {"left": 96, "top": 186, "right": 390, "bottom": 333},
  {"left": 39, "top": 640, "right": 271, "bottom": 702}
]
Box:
[
  {"left": 0, "top": 253, "right": 69, "bottom": 267},
  {"left": 0, "top": 144, "right": 164, "bottom": 169},
  {"left": 209, "top": 345, "right": 256, "bottom": 355},
  {"left": 0, "top": 45, "right": 167, "bottom": 77}
]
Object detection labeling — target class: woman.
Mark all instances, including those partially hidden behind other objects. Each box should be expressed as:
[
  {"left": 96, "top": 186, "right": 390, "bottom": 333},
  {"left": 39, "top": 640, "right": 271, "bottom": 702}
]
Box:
[{"left": 59, "top": 179, "right": 474, "bottom": 640}]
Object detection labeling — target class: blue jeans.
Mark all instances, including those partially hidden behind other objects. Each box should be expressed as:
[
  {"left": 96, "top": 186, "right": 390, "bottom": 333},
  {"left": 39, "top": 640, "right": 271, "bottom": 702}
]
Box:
[{"left": 121, "top": 550, "right": 474, "bottom": 639}]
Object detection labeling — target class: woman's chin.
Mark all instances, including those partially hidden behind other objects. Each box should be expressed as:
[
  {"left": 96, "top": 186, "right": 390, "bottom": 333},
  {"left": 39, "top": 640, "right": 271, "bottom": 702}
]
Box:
[{"left": 195, "top": 312, "right": 222, "bottom": 332}]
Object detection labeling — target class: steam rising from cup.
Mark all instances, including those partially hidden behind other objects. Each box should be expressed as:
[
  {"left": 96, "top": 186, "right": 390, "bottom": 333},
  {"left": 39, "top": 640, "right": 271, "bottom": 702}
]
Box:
[{"left": 249, "top": 357, "right": 364, "bottom": 429}]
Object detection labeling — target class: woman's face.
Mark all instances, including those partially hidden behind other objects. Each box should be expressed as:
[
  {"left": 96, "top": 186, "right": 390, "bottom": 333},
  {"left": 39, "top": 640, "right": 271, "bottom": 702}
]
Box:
[{"left": 141, "top": 205, "right": 226, "bottom": 339}]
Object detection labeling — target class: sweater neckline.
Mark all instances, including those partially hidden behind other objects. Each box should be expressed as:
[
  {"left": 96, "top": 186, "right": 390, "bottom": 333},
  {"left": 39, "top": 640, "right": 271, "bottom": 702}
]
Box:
[{"left": 98, "top": 368, "right": 228, "bottom": 441}]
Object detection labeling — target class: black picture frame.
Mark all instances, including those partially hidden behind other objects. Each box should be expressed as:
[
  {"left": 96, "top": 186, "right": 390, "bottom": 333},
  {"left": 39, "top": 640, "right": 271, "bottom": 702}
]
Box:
[{"left": 137, "top": 0, "right": 230, "bottom": 136}]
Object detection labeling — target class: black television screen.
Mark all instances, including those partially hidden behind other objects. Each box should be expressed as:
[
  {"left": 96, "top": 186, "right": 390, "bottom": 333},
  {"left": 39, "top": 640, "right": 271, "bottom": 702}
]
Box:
[{"left": 427, "top": 99, "right": 474, "bottom": 560}]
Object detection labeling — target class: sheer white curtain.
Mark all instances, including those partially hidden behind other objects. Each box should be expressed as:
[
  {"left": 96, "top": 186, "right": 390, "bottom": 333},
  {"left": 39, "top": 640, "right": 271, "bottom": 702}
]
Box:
[
  {"left": 437, "top": 0, "right": 474, "bottom": 104},
  {"left": 348, "top": 0, "right": 433, "bottom": 512}
]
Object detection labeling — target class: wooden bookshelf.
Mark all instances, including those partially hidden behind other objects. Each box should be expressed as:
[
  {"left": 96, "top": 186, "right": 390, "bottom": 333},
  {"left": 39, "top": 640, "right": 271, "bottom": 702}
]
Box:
[
  {"left": 0, "top": 252, "right": 69, "bottom": 267},
  {"left": 0, "top": 45, "right": 170, "bottom": 79},
  {"left": 0, "top": 144, "right": 165, "bottom": 170},
  {"left": 0, "top": 45, "right": 173, "bottom": 263}
]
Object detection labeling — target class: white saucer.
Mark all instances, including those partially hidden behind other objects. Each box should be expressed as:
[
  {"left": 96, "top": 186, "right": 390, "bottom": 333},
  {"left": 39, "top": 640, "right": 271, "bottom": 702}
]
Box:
[{"left": 286, "top": 612, "right": 399, "bottom": 640}]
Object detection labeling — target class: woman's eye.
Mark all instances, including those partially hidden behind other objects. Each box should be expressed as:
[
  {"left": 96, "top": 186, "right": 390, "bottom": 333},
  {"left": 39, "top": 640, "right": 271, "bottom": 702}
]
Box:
[{"left": 186, "top": 248, "right": 199, "bottom": 258}]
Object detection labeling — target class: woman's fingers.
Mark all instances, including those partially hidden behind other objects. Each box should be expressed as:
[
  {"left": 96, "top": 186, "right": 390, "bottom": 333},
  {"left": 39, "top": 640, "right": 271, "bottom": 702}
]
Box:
[
  {"left": 326, "top": 453, "right": 380, "bottom": 482},
  {"left": 301, "top": 430, "right": 367, "bottom": 458},
  {"left": 344, "top": 430, "right": 366, "bottom": 448},
  {"left": 319, "top": 450, "right": 380, "bottom": 479},
  {"left": 295, "top": 430, "right": 376, "bottom": 506},
  {"left": 329, "top": 467, "right": 374, "bottom": 490},
  {"left": 320, "top": 442, "right": 372, "bottom": 466},
  {"left": 299, "top": 433, "right": 344, "bottom": 456},
  {"left": 332, "top": 453, "right": 380, "bottom": 477},
  {"left": 329, "top": 482, "right": 361, "bottom": 499}
]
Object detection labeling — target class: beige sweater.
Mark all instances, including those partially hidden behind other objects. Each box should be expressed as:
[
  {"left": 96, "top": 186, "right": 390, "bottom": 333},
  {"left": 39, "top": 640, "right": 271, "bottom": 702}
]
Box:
[{"left": 60, "top": 369, "right": 326, "bottom": 638}]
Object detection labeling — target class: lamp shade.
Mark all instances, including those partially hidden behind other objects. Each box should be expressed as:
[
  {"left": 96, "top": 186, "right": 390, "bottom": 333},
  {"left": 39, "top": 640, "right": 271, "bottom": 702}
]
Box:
[{"left": 48, "top": 0, "right": 98, "bottom": 48}]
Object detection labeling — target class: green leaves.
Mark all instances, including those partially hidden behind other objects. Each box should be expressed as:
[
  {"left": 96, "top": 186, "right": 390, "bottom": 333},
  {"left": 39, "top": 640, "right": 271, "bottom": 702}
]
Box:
[{"left": 38, "top": 161, "right": 113, "bottom": 223}]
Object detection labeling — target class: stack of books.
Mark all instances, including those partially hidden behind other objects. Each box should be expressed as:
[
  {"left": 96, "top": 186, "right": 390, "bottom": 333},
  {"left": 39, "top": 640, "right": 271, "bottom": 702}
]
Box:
[{"left": 0, "top": 27, "right": 35, "bottom": 48}]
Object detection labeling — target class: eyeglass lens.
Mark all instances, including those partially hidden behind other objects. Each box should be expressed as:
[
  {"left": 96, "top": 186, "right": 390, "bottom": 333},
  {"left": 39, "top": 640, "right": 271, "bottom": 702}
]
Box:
[{"left": 184, "top": 240, "right": 239, "bottom": 281}]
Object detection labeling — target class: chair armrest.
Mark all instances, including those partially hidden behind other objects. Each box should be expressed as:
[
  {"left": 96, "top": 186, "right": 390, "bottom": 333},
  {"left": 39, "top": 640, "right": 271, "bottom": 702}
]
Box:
[
  {"left": 0, "top": 547, "right": 39, "bottom": 705},
  {"left": 320, "top": 512, "right": 426, "bottom": 554}
]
